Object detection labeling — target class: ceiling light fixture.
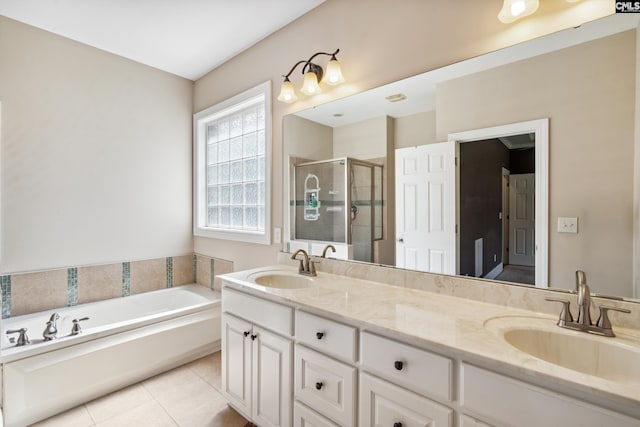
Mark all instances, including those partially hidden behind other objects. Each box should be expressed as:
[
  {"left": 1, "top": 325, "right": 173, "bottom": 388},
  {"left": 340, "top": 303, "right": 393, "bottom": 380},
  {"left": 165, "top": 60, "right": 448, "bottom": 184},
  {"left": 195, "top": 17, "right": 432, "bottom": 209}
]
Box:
[
  {"left": 498, "top": 0, "right": 539, "bottom": 23},
  {"left": 277, "top": 49, "right": 345, "bottom": 103}
]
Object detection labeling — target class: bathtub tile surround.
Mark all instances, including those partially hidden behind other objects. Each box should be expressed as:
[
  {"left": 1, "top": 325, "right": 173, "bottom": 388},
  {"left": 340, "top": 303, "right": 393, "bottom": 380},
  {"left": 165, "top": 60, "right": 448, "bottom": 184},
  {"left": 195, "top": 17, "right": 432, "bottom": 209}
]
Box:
[
  {"left": 173, "top": 254, "right": 196, "bottom": 286},
  {"left": 130, "top": 258, "right": 167, "bottom": 294},
  {"left": 1, "top": 253, "right": 234, "bottom": 319},
  {"left": 10, "top": 269, "right": 68, "bottom": 317},
  {"left": 78, "top": 264, "right": 123, "bottom": 304},
  {"left": 122, "top": 262, "right": 131, "bottom": 297},
  {"left": 195, "top": 254, "right": 233, "bottom": 291},
  {"left": 67, "top": 267, "right": 78, "bottom": 306},
  {"left": 166, "top": 257, "right": 174, "bottom": 288},
  {"left": 1, "top": 275, "right": 11, "bottom": 318}
]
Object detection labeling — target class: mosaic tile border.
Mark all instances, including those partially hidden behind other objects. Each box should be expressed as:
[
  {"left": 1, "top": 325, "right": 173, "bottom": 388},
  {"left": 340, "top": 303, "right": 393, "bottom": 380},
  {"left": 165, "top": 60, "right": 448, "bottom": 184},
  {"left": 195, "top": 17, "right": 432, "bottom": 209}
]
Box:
[
  {"left": 122, "top": 262, "right": 131, "bottom": 297},
  {"left": 166, "top": 257, "right": 173, "bottom": 288},
  {"left": 1, "top": 275, "right": 11, "bottom": 319},
  {"left": 67, "top": 267, "right": 78, "bottom": 306}
]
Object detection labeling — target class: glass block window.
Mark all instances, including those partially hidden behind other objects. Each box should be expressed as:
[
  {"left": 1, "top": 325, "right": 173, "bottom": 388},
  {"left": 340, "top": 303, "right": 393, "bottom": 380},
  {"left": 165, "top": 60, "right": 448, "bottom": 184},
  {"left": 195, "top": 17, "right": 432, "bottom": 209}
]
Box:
[{"left": 194, "top": 82, "right": 271, "bottom": 244}]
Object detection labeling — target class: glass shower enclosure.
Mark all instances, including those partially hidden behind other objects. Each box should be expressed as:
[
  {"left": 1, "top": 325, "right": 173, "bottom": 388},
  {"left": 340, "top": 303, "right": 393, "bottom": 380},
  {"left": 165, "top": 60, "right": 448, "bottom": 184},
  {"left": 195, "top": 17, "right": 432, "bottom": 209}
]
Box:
[{"left": 293, "top": 157, "right": 383, "bottom": 263}]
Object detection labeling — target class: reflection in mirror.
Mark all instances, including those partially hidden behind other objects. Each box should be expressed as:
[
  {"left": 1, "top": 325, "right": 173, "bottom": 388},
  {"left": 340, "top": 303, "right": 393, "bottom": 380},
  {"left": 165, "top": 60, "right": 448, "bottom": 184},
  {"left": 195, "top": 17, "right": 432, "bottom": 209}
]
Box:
[{"left": 283, "top": 14, "right": 640, "bottom": 301}]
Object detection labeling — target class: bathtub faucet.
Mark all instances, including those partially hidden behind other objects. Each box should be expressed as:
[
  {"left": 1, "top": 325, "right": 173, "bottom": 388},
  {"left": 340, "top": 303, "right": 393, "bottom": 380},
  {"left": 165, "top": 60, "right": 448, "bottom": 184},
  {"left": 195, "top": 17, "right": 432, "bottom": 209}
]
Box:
[
  {"left": 43, "top": 312, "right": 60, "bottom": 341},
  {"left": 71, "top": 317, "right": 90, "bottom": 335}
]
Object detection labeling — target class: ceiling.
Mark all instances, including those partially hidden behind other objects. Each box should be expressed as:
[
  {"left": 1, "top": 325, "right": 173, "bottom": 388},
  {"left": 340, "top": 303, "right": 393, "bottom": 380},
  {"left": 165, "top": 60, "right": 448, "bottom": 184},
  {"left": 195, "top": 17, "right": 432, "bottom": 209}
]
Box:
[{"left": 0, "top": 0, "right": 325, "bottom": 81}]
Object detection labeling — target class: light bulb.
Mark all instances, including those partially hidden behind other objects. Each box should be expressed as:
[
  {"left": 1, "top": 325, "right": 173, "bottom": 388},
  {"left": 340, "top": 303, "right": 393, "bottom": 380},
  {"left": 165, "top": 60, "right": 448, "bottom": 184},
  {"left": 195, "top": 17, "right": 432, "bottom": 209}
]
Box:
[
  {"left": 323, "top": 59, "right": 345, "bottom": 85},
  {"left": 300, "top": 71, "right": 321, "bottom": 96},
  {"left": 498, "top": 0, "right": 539, "bottom": 23},
  {"left": 277, "top": 79, "right": 297, "bottom": 103},
  {"left": 511, "top": 0, "right": 525, "bottom": 16}
]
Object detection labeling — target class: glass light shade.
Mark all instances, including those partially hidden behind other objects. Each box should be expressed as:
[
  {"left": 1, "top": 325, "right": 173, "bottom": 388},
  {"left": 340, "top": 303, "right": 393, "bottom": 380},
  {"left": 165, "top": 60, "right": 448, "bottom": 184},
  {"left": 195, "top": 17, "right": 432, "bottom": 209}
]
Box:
[
  {"left": 322, "top": 59, "right": 345, "bottom": 85},
  {"left": 300, "top": 71, "right": 321, "bottom": 96},
  {"left": 277, "top": 79, "right": 298, "bottom": 103},
  {"left": 497, "top": 0, "right": 539, "bottom": 23}
]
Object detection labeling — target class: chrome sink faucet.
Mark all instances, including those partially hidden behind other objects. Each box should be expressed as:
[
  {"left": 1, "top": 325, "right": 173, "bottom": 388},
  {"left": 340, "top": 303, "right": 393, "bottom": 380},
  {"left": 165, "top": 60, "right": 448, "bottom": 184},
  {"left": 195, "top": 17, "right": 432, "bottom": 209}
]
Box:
[
  {"left": 546, "top": 270, "right": 630, "bottom": 337},
  {"left": 575, "top": 270, "right": 591, "bottom": 326},
  {"left": 291, "top": 249, "right": 317, "bottom": 276},
  {"left": 43, "top": 312, "right": 60, "bottom": 341},
  {"left": 321, "top": 244, "right": 336, "bottom": 258}
]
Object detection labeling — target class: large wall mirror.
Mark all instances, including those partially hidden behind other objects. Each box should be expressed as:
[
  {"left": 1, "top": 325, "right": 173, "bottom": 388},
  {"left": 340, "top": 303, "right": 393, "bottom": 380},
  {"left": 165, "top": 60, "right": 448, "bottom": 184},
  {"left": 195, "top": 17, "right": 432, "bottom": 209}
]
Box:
[{"left": 283, "top": 14, "right": 639, "bottom": 302}]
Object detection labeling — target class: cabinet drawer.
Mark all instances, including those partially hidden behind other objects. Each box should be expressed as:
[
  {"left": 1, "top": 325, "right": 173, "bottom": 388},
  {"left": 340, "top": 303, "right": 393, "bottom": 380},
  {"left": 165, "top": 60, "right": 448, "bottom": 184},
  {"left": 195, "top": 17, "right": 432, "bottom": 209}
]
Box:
[
  {"left": 459, "top": 414, "right": 493, "bottom": 427},
  {"left": 295, "top": 310, "right": 358, "bottom": 362},
  {"left": 294, "top": 344, "right": 357, "bottom": 426},
  {"left": 461, "top": 364, "right": 640, "bottom": 427},
  {"left": 222, "top": 287, "right": 293, "bottom": 336},
  {"left": 293, "top": 401, "right": 340, "bottom": 427},
  {"left": 359, "top": 372, "right": 452, "bottom": 427},
  {"left": 361, "top": 331, "right": 453, "bottom": 401}
]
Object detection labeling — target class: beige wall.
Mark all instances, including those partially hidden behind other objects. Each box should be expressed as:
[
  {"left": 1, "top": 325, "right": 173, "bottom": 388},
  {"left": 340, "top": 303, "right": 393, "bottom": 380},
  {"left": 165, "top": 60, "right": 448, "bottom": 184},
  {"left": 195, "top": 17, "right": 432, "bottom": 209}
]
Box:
[
  {"left": 436, "top": 31, "right": 635, "bottom": 295},
  {"left": 0, "top": 17, "right": 194, "bottom": 273},
  {"left": 395, "top": 110, "right": 438, "bottom": 148},
  {"left": 193, "top": 0, "right": 613, "bottom": 271},
  {"left": 334, "top": 116, "right": 388, "bottom": 159}
]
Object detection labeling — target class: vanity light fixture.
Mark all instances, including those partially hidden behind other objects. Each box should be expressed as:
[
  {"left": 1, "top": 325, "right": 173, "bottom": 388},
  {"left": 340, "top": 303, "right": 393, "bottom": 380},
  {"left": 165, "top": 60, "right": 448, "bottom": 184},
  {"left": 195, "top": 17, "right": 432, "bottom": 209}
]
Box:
[
  {"left": 498, "top": 0, "right": 539, "bottom": 23},
  {"left": 277, "top": 49, "right": 345, "bottom": 103}
]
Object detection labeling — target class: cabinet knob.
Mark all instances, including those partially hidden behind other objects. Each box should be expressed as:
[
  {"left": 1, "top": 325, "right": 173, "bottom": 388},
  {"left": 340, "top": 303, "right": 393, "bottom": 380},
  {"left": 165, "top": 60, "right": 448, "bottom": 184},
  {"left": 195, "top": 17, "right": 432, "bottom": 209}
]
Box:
[
  {"left": 315, "top": 382, "right": 324, "bottom": 390},
  {"left": 394, "top": 423, "right": 403, "bottom": 427},
  {"left": 394, "top": 360, "right": 404, "bottom": 371},
  {"left": 243, "top": 331, "right": 250, "bottom": 337},
  {"left": 316, "top": 332, "right": 324, "bottom": 340},
  {"left": 250, "top": 334, "right": 258, "bottom": 341}
]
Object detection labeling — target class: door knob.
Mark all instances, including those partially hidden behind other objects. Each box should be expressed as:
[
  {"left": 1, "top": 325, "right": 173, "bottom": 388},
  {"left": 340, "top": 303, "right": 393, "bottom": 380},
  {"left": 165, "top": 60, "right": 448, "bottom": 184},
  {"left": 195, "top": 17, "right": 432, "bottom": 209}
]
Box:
[{"left": 397, "top": 238, "right": 404, "bottom": 243}]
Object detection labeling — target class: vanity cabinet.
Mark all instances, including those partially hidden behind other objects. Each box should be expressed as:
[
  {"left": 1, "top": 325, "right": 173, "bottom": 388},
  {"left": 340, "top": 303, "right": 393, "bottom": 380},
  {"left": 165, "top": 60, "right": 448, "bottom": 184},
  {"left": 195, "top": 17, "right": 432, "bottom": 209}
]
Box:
[
  {"left": 461, "top": 363, "right": 640, "bottom": 427},
  {"left": 360, "top": 372, "right": 453, "bottom": 427},
  {"left": 222, "top": 288, "right": 293, "bottom": 427},
  {"left": 220, "top": 278, "right": 640, "bottom": 427},
  {"left": 360, "top": 331, "right": 454, "bottom": 427},
  {"left": 294, "top": 311, "right": 358, "bottom": 426}
]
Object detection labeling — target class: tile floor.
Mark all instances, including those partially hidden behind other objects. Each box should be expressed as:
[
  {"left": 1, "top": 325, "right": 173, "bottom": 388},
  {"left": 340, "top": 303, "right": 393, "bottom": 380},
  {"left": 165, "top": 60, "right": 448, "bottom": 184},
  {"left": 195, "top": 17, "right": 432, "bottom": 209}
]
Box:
[{"left": 30, "top": 352, "right": 250, "bottom": 427}]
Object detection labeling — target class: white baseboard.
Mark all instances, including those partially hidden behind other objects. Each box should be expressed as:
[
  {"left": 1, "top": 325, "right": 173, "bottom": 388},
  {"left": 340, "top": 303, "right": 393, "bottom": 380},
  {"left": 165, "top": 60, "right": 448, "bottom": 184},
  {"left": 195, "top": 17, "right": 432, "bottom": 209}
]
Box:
[{"left": 484, "top": 262, "right": 504, "bottom": 280}]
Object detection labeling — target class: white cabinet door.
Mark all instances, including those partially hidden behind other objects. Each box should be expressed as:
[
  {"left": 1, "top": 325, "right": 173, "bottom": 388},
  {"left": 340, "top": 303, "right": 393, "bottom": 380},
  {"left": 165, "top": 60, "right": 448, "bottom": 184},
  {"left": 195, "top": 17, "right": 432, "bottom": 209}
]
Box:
[
  {"left": 252, "top": 325, "right": 293, "bottom": 427},
  {"left": 359, "top": 372, "right": 452, "bottom": 427},
  {"left": 295, "top": 345, "right": 357, "bottom": 426},
  {"left": 222, "top": 313, "right": 252, "bottom": 418}
]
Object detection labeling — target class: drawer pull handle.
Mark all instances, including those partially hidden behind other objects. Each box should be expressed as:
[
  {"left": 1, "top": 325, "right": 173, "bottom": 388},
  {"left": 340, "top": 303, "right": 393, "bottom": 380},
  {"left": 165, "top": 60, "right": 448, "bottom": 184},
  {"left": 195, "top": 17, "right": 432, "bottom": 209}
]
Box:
[
  {"left": 394, "top": 360, "right": 404, "bottom": 371},
  {"left": 250, "top": 334, "right": 258, "bottom": 341},
  {"left": 394, "top": 423, "right": 403, "bottom": 427},
  {"left": 243, "top": 331, "right": 250, "bottom": 337},
  {"left": 315, "top": 382, "right": 324, "bottom": 390},
  {"left": 316, "top": 332, "right": 324, "bottom": 340}
]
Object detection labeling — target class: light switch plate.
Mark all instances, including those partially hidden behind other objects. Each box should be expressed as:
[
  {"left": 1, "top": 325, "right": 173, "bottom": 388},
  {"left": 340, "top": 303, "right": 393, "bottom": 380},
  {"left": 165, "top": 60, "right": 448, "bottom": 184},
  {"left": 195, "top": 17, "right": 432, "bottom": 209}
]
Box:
[
  {"left": 273, "top": 227, "right": 281, "bottom": 244},
  {"left": 557, "top": 217, "right": 578, "bottom": 233}
]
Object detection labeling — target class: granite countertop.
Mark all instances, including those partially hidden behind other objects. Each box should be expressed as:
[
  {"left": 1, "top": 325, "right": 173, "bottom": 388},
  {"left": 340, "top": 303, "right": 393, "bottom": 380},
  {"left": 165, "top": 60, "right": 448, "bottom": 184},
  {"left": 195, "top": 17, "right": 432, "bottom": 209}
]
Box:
[{"left": 219, "top": 265, "right": 640, "bottom": 409}]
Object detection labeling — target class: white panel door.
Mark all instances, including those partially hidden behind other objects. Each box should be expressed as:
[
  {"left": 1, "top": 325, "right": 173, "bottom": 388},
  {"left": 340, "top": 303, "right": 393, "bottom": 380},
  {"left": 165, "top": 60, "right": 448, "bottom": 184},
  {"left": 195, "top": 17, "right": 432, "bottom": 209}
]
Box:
[
  {"left": 509, "top": 173, "right": 535, "bottom": 266},
  {"left": 222, "top": 313, "right": 252, "bottom": 419},
  {"left": 395, "top": 143, "right": 456, "bottom": 274},
  {"left": 252, "top": 326, "right": 292, "bottom": 427}
]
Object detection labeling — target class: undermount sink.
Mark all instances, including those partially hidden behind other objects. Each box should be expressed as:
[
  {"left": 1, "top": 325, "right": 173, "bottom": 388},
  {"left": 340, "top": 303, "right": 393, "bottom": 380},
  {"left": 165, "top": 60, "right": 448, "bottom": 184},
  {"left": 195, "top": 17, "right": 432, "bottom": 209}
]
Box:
[
  {"left": 485, "top": 316, "right": 640, "bottom": 383},
  {"left": 247, "top": 271, "right": 315, "bottom": 289}
]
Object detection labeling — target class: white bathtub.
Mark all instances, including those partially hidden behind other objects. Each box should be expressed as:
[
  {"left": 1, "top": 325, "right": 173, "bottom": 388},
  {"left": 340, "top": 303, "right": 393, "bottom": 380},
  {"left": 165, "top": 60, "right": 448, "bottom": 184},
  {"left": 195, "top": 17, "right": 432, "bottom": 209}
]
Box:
[{"left": 1, "top": 284, "right": 221, "bottom": 427}]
